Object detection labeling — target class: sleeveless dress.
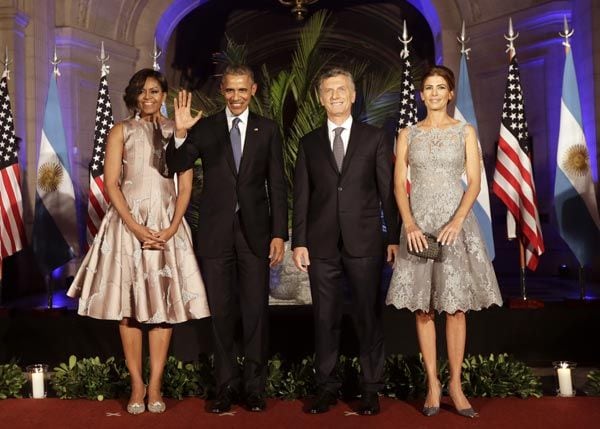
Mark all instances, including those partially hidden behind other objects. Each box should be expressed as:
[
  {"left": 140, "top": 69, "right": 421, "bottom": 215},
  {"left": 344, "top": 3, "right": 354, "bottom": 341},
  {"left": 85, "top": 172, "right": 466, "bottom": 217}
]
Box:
[
  {"left": 67, "top": 118, "right": 210, "bottom": 323},
  {"left": 386, "top": 123, "right": 502, "bottom": 313}
]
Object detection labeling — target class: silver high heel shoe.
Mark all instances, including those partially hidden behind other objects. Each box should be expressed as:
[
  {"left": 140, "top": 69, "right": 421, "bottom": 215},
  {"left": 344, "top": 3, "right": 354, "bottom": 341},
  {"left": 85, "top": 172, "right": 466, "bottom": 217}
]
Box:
[
  {"left": 457, "top": 407, "right": 479, "bottom": 418},
  {"left": 127, "top": 386, "right": 147, "bottom": 415},
  {"left": 147, "top": 400, "right": 166, "bottom": 413},
  {"left": 422, "top": 382, "right": 442, "bottom": 417},
  {"left": 449, "top": 390, "right": 479, "bottom": 418}
]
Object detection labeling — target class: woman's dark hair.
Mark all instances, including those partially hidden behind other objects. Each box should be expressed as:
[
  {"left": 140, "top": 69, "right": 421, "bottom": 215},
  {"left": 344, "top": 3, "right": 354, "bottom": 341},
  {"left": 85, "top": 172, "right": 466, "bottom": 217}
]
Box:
[
  {"left": 123, "top": 68, "right": 168, "bottom": 111},
  {"left": 420, "top": 65, "right": 455, "bottom": 92}
]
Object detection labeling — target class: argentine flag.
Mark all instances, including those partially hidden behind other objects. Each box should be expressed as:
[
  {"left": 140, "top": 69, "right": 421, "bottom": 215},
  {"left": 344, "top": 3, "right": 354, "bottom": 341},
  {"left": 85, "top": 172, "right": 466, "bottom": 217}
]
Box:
[
  {"left": 454, "top": 54, "right": 495, "bottom": 260},
  {"left": 32, "top": 73, "right": 77, "bottom": 274},
  {"left": 554, "top": 48, "right": 600, "bottom": 266}
]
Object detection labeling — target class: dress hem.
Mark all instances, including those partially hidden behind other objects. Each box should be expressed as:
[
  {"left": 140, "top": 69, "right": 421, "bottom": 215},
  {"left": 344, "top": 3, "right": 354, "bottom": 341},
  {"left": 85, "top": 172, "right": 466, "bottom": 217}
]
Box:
[
  {"left": 75, "top": 311, "right": 210, "bottom": 325},
  {"left": 385, "top": 301, "right": 503, "bottom": 314}
]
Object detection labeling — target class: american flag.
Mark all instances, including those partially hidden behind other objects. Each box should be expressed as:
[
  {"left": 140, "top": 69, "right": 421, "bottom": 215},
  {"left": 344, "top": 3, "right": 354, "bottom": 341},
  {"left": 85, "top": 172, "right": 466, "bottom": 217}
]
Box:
[
  {"left": 86, "top": 69, "right": 114, "bottom": 242},
  {"left": 396, "top": 55, "right": 418, "bottom": 131},
  {"left": 0, "top": 70, "right": 26, "bottom": 268},
  {"left": 492, "top": 55, "right": 544, "bottom": 270},
  {"left": 396, "top": 52, "right": 417, "bottom": 194}
]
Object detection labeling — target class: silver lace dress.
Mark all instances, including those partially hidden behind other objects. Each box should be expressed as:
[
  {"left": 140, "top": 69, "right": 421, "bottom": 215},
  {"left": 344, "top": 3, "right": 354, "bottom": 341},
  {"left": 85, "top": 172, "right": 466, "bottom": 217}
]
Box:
[{"left": 386, "top": 123, "right": 502, "bottom": 313}]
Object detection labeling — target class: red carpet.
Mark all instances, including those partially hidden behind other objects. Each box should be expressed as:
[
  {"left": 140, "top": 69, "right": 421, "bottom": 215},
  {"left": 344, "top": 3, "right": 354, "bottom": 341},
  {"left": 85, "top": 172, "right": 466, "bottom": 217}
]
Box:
[{"left": 2, "top": 396, "right": 599, "bottom": 429}]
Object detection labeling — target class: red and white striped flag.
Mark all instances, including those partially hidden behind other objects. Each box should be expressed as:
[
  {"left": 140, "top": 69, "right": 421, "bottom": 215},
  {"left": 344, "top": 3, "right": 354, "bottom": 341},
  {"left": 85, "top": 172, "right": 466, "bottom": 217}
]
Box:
[
  {"left": 86, "top": 67, "right": 114, "bottom": 243},
  {"left": 492, "top": 54, "right": 544, "bottom": 270},
  {"left": 0, "top": 70, "right": 27, "bottom": 270}
]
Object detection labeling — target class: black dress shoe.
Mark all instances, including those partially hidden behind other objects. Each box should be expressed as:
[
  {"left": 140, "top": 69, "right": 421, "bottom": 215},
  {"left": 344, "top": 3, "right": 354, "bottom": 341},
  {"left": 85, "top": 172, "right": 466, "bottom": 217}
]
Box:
[
  {"left": 308, "top": 390, "right": 338, "bottom": 414},
  {"left": 246, "top": 392, "right": 266, "bottom": 412},
  {"left": 210, "top": 387, "right": 238, "bottom": 414},
  {"left": 358, "top": 392, "right": 380, "bottom": 415}
]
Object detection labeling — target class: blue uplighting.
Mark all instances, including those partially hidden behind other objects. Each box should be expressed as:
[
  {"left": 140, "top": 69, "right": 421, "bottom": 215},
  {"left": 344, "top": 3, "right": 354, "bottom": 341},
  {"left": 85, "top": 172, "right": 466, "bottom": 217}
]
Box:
[
  {"left": 406, "top": 0, "right": 443, "bottom": 64},
  {"left": 156, "top": 0, "right": 211, "bottom": 70}
]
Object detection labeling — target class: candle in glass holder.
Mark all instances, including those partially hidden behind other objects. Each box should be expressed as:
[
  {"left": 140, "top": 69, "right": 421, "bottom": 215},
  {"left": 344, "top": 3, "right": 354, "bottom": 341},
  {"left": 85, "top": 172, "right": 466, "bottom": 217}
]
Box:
[
  {"left": 557, "top": 363, "right": 573, "bottom": 396},
  {"left": 31, "top": 371, "right": 45, "bottom": 398},
  {"left": 26, "top": 364, "right": 48, "bottom": 399}
]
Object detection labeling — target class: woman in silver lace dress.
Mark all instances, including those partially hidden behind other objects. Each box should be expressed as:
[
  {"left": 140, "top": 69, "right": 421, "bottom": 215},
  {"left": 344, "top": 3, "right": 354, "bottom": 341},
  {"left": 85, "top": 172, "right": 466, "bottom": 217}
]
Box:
[
  {"left": 386, "top": 66, "right": 502, "bottom": 418},
  {"left": 67, "top": 69, "right": 210, "bottom": 414}
]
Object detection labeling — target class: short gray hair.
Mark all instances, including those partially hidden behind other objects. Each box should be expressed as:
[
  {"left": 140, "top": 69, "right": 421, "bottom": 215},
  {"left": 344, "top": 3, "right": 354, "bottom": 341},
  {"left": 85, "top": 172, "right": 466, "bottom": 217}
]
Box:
[{"left": 317, "top": 68, "right": 355, "bottom": 92}]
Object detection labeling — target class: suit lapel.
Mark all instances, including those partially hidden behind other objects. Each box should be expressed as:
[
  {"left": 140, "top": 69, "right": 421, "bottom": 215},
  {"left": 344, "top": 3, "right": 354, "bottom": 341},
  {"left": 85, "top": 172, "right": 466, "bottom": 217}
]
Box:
[
  {"left": 340, "top": 121, "right": 360, "bottom": 175},
  {"left": 216, "top": 110, "right": 237, "bottom": 177},
  {"left": 238, "top": 112, "right": 258, "bottom": 177},
  {"left": 318, "top": 126, "right": 340, "bottom": 174}
]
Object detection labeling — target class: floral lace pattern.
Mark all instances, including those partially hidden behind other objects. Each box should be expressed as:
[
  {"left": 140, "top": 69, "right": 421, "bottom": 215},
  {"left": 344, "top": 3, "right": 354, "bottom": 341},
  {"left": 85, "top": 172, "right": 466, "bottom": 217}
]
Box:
[
  {"left": 67, "top": 118, "right": 210, "bottom": 323},
  {"left": 386, "top": 123, "right": 502, "bottom": 313}
]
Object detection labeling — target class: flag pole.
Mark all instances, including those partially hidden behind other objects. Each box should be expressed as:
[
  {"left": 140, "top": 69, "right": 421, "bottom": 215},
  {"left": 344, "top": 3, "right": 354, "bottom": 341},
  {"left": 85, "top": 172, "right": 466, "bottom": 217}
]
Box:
[
  {"left": 519, "top": 237, "right": 527, "bottom": 301},
  {"left": 398, "top": 20, "right": 412, "bottom": 60},
  {"left": 97, "top": 41, "right": 110, "bottom": 75},
  {"left": 151, "top": 37, "right": 168, "bottom": 118},
  {"left": 3, "top": 46, "right": 11, "bottom": 77},
  {"left": 559, "top": 16, "right": 586, "bottom": 302},
  {"left": 457, "top": 20, "right": 471, "bottom": 59},
  {"left": 0, "top": 47, "right": 8, "bottom": 305},
  {"left": 559, "top": 18, "right": 584, "bottom": 301},
  {"left": 45, "top": 46, "right": 62, "bottom": 310},
  {"left": 505, "top": 18, "right": 529, "bottom": 302},
  {"left": 578, "top": 265, "right": 586, "bottom": 300},
  {"left": 151, "top": 37, "right": 161, "bottom": 71},
  {"left": 45, "top": 273, "right": 53, "bottom": 309},
  {"left": 0, "top": 259, "right": 3, "bottom": 305},
  {"left": 0, "top": 47, "right": 5, "bottom": 306}
]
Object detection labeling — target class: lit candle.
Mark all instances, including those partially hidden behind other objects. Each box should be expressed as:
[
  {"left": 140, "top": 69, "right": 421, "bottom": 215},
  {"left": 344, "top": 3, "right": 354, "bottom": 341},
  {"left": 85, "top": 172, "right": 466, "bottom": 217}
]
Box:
[
  {"left": 31, "top": 371, "right": 45, "bottom": 398},
  {"left": 557, "top": 363, "right": 573, "bottom": 396}
]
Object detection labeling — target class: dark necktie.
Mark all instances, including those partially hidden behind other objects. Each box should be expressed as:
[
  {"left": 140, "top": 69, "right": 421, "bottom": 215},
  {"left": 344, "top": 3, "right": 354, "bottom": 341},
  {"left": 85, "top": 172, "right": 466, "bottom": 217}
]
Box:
[
  {"left": 230, "top": 117, "right": 242, "bottom": 171},
  {"left": 333, "top": 127, "right": 344, "bottom": 172}
]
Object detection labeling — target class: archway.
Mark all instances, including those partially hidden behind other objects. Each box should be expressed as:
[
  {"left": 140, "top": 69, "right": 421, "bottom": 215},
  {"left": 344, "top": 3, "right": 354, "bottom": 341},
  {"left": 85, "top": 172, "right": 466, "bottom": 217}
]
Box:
[{"left": 136, "top": 0, "right": 449, "bottom": 72}]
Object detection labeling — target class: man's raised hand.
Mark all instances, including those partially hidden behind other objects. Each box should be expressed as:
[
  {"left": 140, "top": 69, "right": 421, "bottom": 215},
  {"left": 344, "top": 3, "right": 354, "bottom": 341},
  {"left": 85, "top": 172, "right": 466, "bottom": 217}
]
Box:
[{"left": 174, "top": 89, "right": 202, "bottom": 137}]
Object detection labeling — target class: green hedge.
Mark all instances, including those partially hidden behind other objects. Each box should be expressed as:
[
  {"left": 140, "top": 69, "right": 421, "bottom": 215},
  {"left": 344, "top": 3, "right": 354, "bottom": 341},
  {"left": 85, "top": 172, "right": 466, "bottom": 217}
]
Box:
[
  {"left": 584, "top": 369, "right": 600, "bottom": 396},
  {"left": 0, "top": 362, "right": 27, "bottom": 399},
  {"left": 1, "top": 353, "right": 545, "bottom": 400}
]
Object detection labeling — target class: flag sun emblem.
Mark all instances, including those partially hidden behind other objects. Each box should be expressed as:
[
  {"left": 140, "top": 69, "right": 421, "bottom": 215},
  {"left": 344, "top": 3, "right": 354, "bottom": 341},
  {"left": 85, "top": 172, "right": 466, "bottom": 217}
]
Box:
[
  {"left": 38, "top": 161, "right": 64, "bottom": 192},
  {"left": 562, "top": 144, "right": 590, "bottom": 177}
]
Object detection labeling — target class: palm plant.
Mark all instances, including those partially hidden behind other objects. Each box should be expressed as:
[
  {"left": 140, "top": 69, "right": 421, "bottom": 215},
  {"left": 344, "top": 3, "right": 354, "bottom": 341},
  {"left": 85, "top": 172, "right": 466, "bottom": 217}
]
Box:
[{"left": 178, "top": 10, "right": 412, "bottom": 229}]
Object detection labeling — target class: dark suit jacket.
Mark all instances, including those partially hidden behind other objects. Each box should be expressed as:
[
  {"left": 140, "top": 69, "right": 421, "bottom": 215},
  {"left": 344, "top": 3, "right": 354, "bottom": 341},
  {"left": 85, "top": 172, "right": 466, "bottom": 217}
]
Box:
[
  {"left": 166, "top": 110, "right": 288, "bottom": 258},
  {"left": 292, "top": 121, "right": 399, "bottom": 258}
]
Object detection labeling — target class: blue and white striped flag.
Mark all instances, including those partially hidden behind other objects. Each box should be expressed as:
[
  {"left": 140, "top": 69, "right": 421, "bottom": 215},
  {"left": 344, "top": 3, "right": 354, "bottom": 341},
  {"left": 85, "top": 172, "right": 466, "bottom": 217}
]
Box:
[
  {"left": 32, "top": 73, "right": 77, "bottom": 274},
  {"left": 554, "top": 47, "right": 600, "bottom": 266},
  {"left": 454, "top": 54, "right": 495, "bottom": 260}
]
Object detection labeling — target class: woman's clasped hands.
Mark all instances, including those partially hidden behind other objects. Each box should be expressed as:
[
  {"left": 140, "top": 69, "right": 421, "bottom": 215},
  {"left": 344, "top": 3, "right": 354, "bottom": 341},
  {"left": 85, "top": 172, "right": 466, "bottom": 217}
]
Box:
[{"left": 131, "top": 224, "right": 173, "bottom": 250}]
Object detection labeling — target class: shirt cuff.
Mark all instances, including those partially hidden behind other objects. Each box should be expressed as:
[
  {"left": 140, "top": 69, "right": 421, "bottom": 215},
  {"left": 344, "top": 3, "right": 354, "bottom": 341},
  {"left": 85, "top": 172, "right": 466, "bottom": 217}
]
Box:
[{"left": 173, "top": 134, "right": 187, "bottom": 149}]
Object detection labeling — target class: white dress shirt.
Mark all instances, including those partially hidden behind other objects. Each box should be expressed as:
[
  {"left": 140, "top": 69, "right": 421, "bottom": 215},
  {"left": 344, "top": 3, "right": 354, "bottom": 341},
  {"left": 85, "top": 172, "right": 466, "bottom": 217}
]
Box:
[
  {"left": 326, "top": 115, "right": 353, "bottom": 154},
  {"left": 173, "top": 107, "right": 250, "bottom": 151},
  {"left": 225, "top": 107, "right": 250, "bottom": 152}
]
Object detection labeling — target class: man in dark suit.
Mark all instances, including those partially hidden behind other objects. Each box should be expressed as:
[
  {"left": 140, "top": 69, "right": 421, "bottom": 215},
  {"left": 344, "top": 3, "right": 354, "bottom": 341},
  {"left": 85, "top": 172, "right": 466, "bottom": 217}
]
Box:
[
  {"left": 166, "top": 65, "right": 288, "bottom": 413},
  {"left": 292, "top": 68, "right": 399, "bottom": 415}
]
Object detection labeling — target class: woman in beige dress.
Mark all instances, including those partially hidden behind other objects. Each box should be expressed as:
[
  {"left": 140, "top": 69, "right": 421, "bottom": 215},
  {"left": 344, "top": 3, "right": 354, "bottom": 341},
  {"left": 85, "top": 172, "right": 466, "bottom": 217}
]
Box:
[{"left": 67, "top": 69, "right": 210, "bottom": 414}]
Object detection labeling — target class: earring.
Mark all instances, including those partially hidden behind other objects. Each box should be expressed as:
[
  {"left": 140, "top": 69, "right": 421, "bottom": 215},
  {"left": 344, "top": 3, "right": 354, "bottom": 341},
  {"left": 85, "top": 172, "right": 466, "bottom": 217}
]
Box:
[{"left": 134, "top": 109, "right": 141, "bottom": 120}]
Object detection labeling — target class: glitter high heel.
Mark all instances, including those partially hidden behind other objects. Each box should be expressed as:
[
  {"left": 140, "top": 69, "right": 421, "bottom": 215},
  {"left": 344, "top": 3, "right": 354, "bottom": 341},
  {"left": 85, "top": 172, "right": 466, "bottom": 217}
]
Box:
[
  {"left": 127, "top": 386, "right": 146, "bottom": 415},
  {"left": 147, "top": 400, "right": 166, "bottom": 413},
  {"left": 422, "top": 382, "right": 442, "bottom": 417},
  {"left": 457, "top": 407, "right": 479, "bottom": 418}
]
